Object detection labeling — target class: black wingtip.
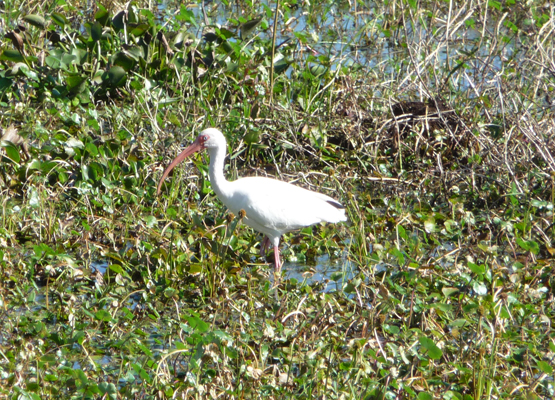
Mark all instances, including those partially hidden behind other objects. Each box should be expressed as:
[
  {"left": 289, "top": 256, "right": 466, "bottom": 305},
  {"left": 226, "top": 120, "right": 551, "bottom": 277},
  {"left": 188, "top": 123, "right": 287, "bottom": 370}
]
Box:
[{"left": 327, "top": 200, "right": 345, "bottom": 210}]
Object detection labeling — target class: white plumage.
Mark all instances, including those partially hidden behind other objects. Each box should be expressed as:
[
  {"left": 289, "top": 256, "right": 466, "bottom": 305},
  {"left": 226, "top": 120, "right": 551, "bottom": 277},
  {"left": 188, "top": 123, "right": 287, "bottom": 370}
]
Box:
[{"left": 157, "top": 128, "right": 347, "bottom": 270}]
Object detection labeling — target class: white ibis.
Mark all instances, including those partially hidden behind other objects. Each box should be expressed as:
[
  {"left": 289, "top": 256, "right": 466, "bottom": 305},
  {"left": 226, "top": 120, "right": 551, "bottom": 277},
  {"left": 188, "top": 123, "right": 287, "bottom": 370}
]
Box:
[{"left": 157, "top": 128, "right": 347, "bottom": 271}]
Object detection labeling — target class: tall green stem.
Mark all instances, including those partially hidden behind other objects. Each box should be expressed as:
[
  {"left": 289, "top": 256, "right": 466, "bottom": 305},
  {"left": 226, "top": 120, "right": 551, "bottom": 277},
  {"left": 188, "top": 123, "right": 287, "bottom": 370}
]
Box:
[{"left": 269, "top": 0, "right": 280, "bottom": 104}]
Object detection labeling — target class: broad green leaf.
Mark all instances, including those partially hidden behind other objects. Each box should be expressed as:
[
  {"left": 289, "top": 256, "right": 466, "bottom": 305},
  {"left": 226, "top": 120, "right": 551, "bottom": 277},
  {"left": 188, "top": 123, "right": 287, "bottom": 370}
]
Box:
[
  {"left": 433, "top": 303, "right": 452, "bottom": 312},
  {"left": 98, "top": 382, "right": 117, "bottom": 397},
  {"left": 178, "top": 5, "right": 197, "bottom": 27},
  {"left": 186, "top": 315, "right": 209, "bottom": 333},
  {"left": 103, "top": 66, "right": 127, "bottom": 87},
  {"left": 112, "top": 11, "right": 125, "bottom": 31},
  {"left": 85, "top": 142, "right": 99, "bottom": 157},
  {"left": 45, "top": 55, "right": 61, "bottom": 69},
  {"left": 40, "top": 161, "right": 56, "bottom": 174},
  {"left": 51, "top": 13, "right": 67, "bottom": 27},
  {"left": 240, "top": 16, "right": 263, "bottom": 39},
  {"left": 516, "top": 237, "right": 539, "bottom": 255},
  {"left": 144, "top": 215, "right": 157, "bottom": 228},
  {"left": 449, "top": 319, "right": 470, "bottom": 327},
  {"left": 467, "top": 262, "right": 485, "bottom": 275},
  {"left": 0, "top": 141, "right": 20, "bottom": 163},
  {"left": 91, "top": 21, "right": 102, "bottom": 42},
  {"left": 273, "top": 56, "right": 291, "bottom": 74},
  {"left": 309, "top": 64, "right": 326, "bottom": 77},
  {"left": 1, "top": 50, "right": 25, "bottom": 62},
  {"left": 442, "top": 287, "right": 459, "bottom": 297},
  {"left": 23, "top": 14, "right": 46, "bottom": 28},
  {"left": 419, "top": 336, "right": 443, "bottom": 360},
  {"left": 112, "top": 52, "right": 136, "bottom": 71},
  {"left": 66, "top": 74, "right": 87, "bottom": 93},
  {"left": 95, "top": 7, "right": 110, "bottom": 26},
  {"left": 95, "top": 309, "right": 112, "bottom": 322},
  {"left": 128, "top": 23, "right": 150, "bottom": 37},
  {"left": 61, "top": 53, "right": 77, "bottom": 67},
  {"left": 398, "top": 224, "right": 407, "bottom": 240},
  {"left": 537, "top": 361, "right": 553, "bottom": 374}
]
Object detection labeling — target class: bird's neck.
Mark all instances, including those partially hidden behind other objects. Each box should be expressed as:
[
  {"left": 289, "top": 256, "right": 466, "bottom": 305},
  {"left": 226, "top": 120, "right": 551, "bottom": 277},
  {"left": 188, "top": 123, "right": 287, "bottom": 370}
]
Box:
[{"left": 207, "top": 145, "right": 231, "bottom": 198}]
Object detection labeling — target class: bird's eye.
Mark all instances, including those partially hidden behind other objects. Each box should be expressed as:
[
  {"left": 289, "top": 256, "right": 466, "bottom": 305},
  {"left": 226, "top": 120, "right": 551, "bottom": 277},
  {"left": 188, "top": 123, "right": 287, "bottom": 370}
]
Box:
[{"left": 202, "top": 135, "right": 208, "bottom": 142}]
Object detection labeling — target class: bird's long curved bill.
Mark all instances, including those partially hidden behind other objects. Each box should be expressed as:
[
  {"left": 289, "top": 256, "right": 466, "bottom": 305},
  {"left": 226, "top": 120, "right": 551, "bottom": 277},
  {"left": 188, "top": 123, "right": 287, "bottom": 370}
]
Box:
[{"left": 156, "top": 139, "right": 203, "bottom": 195}]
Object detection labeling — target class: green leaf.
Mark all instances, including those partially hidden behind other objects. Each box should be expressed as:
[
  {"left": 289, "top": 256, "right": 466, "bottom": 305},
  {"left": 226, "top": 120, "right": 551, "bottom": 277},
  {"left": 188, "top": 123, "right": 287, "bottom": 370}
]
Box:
[
  {"left": 432, "top": 303, "right": 453, "bottom": 312},
  {"left": 240, "top": 16, "right": 263, "bottom": 39},
  {"left": 442, "top": 287, "right": 459, "bottom": 297},
  {"left": 189, "top": 264, "right": 203, "bottom": 274},
  {"left": 537, "top": 360, "right": 553, "bottom": 374},
  {"left": 128, "top": 23, "right": 150, "bottom": 37},
  {"left": 85, "top": 142, "right": 99, "bottom": 157},
  {"left": 40, "top": 161, "right": 56, "bottom": 174},
  {"left": 112, "top": 51, "right": 137, "bottom": 71},
  {"left": 89, "top": 162, "right": 104, "bottom": 181},
  {"left": 391, "top": 247, "right": 405, "bottom": 265},
  {"left": 95, "top": 309, "right": 112, "bottom": 322},
  {"left": 103, "top": 66, "right": 127, "bottom": 87},
  {"left": 309, "top": 64, "right": 326, "bottom": 77},
  {"left": 45, "top": 55, "right": 61, "bottom": 69},
  {"left": 112, "top": 10, "right": 125, "bottom": 31},
  {"left": 398, "top": 224, "right": 407, "bottom": 240},
  {"left": 449, "top": 319, "right": 470, "bottom": 328},
  {"left": 51, "top": 13, "right": 67, "bottom": 27},
  {"left": 177, "top": 5, "right": 197, "bottom": 27},
  {"left": 419, "top": 336, "right": 443, "bottom": 360},
  {"left": 467, "top": 262, "right": 485, "bottom": 275},
  {"left": 131, "top": 363, "right": 151, "bottom": 384},
  {"left": 1, "top": 50, "right": 25, "bottom": 62},
  {"left": 186, "top": 315, "right": 209, "bottom": 333},
  {"left": 98, "top": 382, "right": 118, "bottom": 398},
  {"left": 144, "top": 216, "right": 157, "bottom": 228},
  {"left": 273, "top": 56, "right": 291, "bottom": 74},
  {"left": 66, "top": 74, "right": 87, "bottom": 93},
  {"left": 488, "top": 0, "right": 501, "bottom": 10},
  {"left": 0, "top": 141, "right": 21, "bottom": 163},
  {"left": 23, "top": 14, "right": 46, "bottom": 28},
  {"left": 95, "top": 7, "right": 110, "bottom": 26},
  {"left": 424, "top": 218, "right": 436, "bottom": 233},
  {"left": 61, "top": 53, "right": 77, "bottom": 68},
  {"left": 516, "top": 237, "right": 539, "bottom": 255},
  {"left": 110, "top": 264, "right": 123, "bottom": 274},
  {"left": 417, "top": 393, "right": 433, "bottom": 400},
  {"left": 91, "top": 21, "right": 103, "bottom": 42}
]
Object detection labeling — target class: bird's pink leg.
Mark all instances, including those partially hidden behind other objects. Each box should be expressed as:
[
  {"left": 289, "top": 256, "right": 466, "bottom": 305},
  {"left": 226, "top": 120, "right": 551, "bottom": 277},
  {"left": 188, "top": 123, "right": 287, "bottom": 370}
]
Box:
[
  {"left": 273, "top": 245, "right": 282, "bottom": 271},
  {"left": 260, "top": 236, "right": 271, "bottom": 257}
]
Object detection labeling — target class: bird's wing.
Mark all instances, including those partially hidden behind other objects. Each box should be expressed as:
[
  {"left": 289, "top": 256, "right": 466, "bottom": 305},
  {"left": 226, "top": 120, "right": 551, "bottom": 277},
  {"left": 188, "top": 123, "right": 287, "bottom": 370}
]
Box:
[{"left": 228, "top": 177, "right": 346, "bottom": 233}]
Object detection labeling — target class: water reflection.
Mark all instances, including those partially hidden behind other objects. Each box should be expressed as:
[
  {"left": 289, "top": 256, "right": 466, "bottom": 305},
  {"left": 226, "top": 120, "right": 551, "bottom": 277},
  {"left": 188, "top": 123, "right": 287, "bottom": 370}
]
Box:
[{"left": 275, "top": 253, "right": 355, "bottom": 292}]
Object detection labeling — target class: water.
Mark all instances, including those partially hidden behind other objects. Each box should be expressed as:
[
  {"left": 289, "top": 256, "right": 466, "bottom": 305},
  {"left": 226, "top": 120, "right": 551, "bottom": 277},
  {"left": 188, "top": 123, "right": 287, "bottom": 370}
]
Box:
[
  {"left": 152, "top": 0, "right": 519, "bottom": 95},
  {"left": 275, "top": 252, "right": 356, "bottom": 293}
]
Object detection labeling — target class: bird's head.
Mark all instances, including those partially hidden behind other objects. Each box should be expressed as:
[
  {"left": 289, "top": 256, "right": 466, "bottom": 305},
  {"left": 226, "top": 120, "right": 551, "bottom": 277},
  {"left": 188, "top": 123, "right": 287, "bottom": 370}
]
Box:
[
  {"left": 156, "top": 128, "right": 227, "bottom": 195},
  {"left": 197, "top": 127, "right": 226, "bottom": 150}
]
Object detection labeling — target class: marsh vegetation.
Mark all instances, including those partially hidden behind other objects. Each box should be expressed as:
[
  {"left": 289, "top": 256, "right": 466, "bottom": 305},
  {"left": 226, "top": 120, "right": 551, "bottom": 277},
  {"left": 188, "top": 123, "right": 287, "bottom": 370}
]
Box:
[{"left": 1, "top": 0, "right": 554, "bottom": 398}]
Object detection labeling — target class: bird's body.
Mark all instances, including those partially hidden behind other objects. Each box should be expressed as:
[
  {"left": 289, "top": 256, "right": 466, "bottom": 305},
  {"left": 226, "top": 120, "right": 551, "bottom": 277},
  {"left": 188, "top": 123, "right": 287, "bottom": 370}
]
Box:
[{"left": 157, "top": 128, "right": 347, "bottom": 270}]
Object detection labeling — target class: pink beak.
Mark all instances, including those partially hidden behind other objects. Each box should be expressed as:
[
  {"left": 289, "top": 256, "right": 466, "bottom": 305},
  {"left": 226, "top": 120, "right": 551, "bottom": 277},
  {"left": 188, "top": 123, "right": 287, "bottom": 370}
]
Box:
[{"left": 156, "top": 137, "right": 204, "bottom": 196}]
